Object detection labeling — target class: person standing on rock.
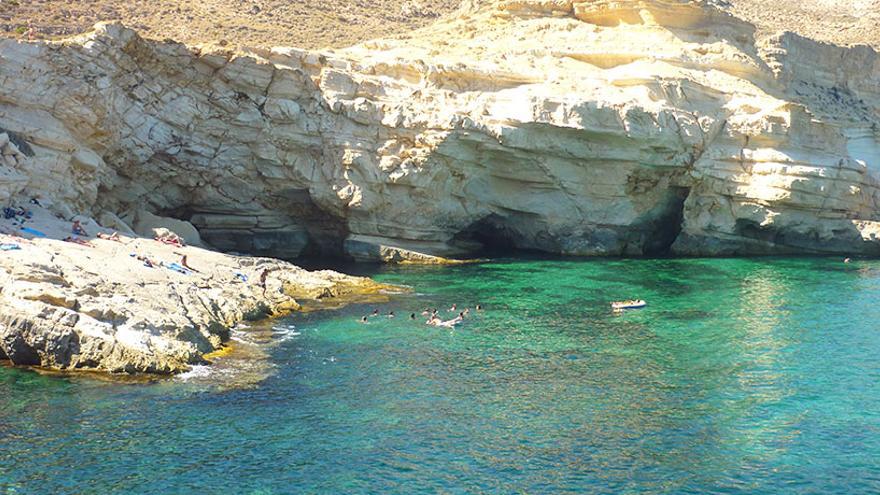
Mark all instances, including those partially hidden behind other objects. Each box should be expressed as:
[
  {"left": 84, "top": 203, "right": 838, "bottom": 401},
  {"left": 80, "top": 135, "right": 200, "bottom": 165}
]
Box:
[
  {"left": 259, "top": 268, "right": 272, "bottom": 295},
  {"left": 25, "top": 21, "right": 36, "bottom": 41}
]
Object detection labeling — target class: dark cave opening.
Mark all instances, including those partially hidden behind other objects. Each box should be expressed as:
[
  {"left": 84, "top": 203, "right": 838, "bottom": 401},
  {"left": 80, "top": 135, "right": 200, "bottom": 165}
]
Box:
[
  {"left": 640, "top": 186, "right": 690, "bottom": 256},
  {"left": 140, "top": 187, "right": 694, "bottom": 264},
  {"left": 157, "top": 188, "right": 350, "bottom": 261},
  {"left": 451, "top": 213, "right": 527, "bottom": 256}
]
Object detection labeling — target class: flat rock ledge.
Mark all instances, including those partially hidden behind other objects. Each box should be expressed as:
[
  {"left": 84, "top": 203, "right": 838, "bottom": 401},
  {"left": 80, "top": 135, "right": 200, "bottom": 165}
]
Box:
[{"left": 0, "top": 209, "right": 395, "bottom": 375}]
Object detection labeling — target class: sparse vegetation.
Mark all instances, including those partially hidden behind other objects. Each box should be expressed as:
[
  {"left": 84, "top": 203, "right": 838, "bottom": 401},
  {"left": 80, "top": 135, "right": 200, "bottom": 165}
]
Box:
[{"left": 0, "top": 0, "right": 876, "bottom": 50}]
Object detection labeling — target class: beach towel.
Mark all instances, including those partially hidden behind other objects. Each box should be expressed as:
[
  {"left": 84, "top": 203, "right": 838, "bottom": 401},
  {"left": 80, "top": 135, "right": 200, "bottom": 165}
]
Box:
[
  {"left": 165, "top": 262, "right": 191, "bottom": 275},
  {"left": 0, "top": 243, "right": 20, "bottom": 251},
  {"left": 20, "top": 227, "right": 47, "bottom": 237}
]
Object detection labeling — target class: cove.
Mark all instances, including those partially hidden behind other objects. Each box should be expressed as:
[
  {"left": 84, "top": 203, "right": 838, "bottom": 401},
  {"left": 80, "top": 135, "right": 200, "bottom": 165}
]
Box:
[{"left": 2, "top": 257, "right": 880, "bottom": 493}]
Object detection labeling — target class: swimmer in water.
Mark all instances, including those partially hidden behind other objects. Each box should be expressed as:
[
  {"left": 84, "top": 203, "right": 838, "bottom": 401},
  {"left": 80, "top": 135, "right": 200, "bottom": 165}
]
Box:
[
  {"left": 410, "top": 313, "right": 416, "bottom": 320},
  {"left": 440, "top": 315, "right": 463, "bottom": 327},
  {"left": 371, "top": 309, "right": 379, "bottom": 317},
  {"left": 421, "top": 308, "right": 431, "bottom": 316},
  {"left": 360, "top": 316, "right": 368, "bottom": 323},
  {"left": 388, "top": 311, "right": 395, "bottom": 318},
  {"left": 449, "top": 304, "right": 457, "bottom": 312},
  {"left": 476, "top": 304, "right": 482, "bottom": 311}
]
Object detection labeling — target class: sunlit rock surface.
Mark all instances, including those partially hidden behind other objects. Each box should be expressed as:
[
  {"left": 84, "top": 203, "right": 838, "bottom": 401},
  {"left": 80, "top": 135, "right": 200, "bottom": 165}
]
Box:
[{"left": 1, "top": 0, "right": 879, "bottom": 262}]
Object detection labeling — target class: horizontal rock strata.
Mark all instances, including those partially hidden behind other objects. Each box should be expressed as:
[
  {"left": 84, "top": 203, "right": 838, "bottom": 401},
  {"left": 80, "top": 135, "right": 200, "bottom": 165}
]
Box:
[{"left": 0, "top": 0, "right": 878, "bottom": 262}]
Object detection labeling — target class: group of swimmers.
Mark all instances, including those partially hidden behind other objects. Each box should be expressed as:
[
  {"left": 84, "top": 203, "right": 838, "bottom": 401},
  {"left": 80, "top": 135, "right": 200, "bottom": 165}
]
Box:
[{"left": 360, "top": 303, "right": 484, "bottom": 328}]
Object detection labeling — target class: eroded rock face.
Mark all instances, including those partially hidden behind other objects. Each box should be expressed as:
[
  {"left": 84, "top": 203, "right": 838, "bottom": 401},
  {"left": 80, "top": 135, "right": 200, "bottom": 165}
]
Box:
[
  {"left": 1, "top": 0, "right": 879, "bottom": 259},
  {"left": 0, "top": 215, "right": 390, "bottom": 373}
]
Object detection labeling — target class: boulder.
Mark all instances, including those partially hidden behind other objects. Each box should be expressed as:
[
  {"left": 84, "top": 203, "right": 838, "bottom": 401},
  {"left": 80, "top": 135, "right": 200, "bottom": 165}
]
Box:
[{"left": 133, "top": 210, "right": 204, "bottom": 246}]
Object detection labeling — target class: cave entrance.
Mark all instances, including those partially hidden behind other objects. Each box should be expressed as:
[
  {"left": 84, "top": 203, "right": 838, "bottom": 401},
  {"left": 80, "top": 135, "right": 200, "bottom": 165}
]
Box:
[
  {"left": 158, "top": 188, "right": 350, "bottom": 262},
  {"left": 641, "top": 186, "right": 690, "bottom": 256},
  {"left": 452, "top": 213, "right": 525, "bottom": 256}
]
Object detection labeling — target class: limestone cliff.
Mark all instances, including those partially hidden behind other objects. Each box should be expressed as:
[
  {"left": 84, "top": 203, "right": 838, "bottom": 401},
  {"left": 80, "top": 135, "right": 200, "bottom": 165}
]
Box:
[{"left": 1, "top": 0, "right": 880, "bottom": 261}]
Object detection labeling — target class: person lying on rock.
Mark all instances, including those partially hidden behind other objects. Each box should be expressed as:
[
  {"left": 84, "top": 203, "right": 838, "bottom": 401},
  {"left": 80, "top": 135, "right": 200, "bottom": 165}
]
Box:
[
  {"left": 63, "top": 236, "right": 93, "bottom": 247},
  {"left": 72, "top": 220, "right": 88, "bottom": 236},
  {"left": 136, "top": 255, "right": 156, "bottom": 268},
  {"left": 154, "top": 230, "right": 185, "bottom": 247},
  {"left": 97, "top": 231, "right": 121, "bottom": 242}
]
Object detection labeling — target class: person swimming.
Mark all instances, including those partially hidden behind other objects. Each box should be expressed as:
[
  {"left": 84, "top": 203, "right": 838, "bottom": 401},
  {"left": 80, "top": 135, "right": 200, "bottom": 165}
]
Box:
[
  {"left": 448, "top": 304, "right": 457, "bottom": 312},
  {"left": 371, "top": 309, "right": 379, "bottom": 317},
  {"left": 475, "top": 304, "right": 482, "bottom": 311},
  {"left": 388, "top": 311, "right": 395, "bottom": 318},
  {"left": 410, "top": 313, "right": 416, "bottom": 320},
  {"left": 421, "top": 308, "right": 431, "bottom": 316},
  {"left": 360, "top": 316, "right": 368, "bottom": 323},
  {"left": 439, "top": 315, "right": 463, "bottom": 328}
]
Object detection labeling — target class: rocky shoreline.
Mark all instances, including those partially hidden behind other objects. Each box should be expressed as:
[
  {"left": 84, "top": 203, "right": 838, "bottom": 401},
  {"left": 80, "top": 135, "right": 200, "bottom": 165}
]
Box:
[
  {"left": 0, "top": 205, "right": 397, "bottom": 374},
  {"left": 2, "top": 0, "right": 880, "bottom": 375}
]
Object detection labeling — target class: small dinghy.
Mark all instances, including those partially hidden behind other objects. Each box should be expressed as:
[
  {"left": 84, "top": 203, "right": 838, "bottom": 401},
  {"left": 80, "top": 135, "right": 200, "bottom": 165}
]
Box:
[{"left": 611, "top": 300, "right": 647, "bottom": 310}]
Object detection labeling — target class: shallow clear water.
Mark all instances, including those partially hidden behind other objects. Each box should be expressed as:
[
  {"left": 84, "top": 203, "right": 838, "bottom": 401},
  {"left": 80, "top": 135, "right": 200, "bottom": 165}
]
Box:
[{"left": 3, "top": 257, "right": 880, "bottom": 494}]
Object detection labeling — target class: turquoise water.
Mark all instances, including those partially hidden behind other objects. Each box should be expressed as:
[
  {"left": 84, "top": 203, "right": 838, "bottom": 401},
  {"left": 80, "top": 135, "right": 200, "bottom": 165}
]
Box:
[{"left": 3, "top": 257, "right": 880, "bottom": 493}]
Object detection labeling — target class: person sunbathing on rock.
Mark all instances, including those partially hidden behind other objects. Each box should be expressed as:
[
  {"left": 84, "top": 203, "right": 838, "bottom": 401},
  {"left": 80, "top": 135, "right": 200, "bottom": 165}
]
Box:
[
  {"left": 136, "top": 255, "right": 156, "bottom": 268},
  {"left": 97, "top": 231, "right": 121, "bottom": 242},
  {"left": 63, "top": 236, "right": 93, "bottom": 247},
  {"left": 72, "top": 220, "right": 88, "bottom": 236},
  {"left": 155, "top": 231, "right": 185, "bottom": 247}
]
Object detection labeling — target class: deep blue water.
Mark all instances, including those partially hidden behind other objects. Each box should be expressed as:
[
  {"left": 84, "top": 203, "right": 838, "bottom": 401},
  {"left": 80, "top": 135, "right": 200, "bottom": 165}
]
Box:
[{"left": 2, "top": 257, "right": 880, "bottom": 493}]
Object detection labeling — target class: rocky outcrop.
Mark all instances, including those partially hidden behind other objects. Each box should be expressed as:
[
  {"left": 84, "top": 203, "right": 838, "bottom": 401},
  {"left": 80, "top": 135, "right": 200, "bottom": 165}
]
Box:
[
  {"left": 1, "top": 0, "right": 880, "bottom": 260},
  {"left": 0, "top": 207, "right": 391, "bottom": 373}
]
